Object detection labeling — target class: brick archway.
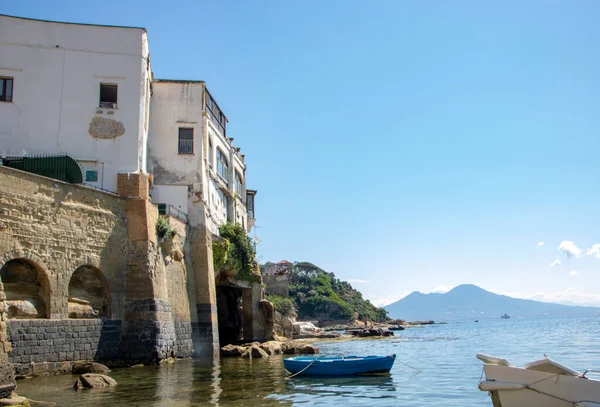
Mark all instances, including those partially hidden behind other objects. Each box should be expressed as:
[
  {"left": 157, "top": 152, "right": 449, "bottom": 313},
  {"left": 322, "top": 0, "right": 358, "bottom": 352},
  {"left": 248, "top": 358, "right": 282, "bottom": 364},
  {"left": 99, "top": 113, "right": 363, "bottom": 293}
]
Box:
[
  {"left": 67, "top": 265, "right": 111, "bottom": 318},
  {"left": 0, "top": 257, "right": 52, "bottom": 319}
]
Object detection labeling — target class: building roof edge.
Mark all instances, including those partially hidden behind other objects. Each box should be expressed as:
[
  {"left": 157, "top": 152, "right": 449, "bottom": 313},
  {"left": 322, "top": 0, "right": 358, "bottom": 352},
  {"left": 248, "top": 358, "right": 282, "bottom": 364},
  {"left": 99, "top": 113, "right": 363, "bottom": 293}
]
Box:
[{"left": 0, "top": 13, "right": 147, "bottom": 32}]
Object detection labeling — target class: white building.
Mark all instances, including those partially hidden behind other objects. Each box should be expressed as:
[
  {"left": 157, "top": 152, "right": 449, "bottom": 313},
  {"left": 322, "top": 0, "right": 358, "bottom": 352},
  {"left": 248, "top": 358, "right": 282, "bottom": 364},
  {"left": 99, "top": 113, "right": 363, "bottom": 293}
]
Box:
[
  {"left": 148, "top": 80, "right": 256, "bottom": 233},
  {"left": 0, "top": 14, "right": 256, "bottom": 234},
  {"left": 0, "top": 14, "right": 152, "bottom": 193}
]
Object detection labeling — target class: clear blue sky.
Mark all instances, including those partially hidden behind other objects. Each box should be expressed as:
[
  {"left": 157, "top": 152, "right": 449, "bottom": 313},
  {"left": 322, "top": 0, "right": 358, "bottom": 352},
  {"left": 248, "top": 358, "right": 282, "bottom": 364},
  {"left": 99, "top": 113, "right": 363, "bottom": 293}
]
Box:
[{"left": 5, "top": 1, "right": 600, "bottom": 306}]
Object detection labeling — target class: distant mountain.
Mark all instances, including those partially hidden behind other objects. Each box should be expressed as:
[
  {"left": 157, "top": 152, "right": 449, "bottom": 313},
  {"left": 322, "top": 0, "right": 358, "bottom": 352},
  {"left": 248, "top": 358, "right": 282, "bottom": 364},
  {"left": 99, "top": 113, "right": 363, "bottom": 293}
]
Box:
[{"left": 385, "top": 284, "right": 600, "bottom": 321}]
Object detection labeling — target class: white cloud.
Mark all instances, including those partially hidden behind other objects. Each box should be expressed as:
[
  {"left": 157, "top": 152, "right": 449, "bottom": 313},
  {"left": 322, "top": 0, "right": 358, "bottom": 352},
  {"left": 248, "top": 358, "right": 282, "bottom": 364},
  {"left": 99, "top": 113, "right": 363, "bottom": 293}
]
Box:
[
  {"left": 537, "top": 241, "right": 544, "bottom": 248},
  {"left": 569, "top": 270, "right": 579, "bottom": 276},
  {"left": 558, "top": 241, "right": 583, "bottom": 258},
  {"left": 587, "top": 244, "right": 600, "bottom": 259},
  {"left": 502, "top": 288, "right": 600, "bottom": 307},
  {"left": 347, "top": 279, "right": 371, "bottom": 283},
  {"left": 549, "top": 257, "right": 561, "bottom": 268},
  {"left": 431, "top": 285, "right": 453, "bottom": 293}
]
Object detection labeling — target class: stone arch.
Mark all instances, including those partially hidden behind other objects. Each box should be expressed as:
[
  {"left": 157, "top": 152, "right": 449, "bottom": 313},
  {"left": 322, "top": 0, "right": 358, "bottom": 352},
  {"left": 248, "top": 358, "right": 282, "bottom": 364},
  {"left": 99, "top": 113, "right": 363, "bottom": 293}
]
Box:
[
  {"left": 67, "top": 265, "right": 110, "bottom": 318},
  {"left": 0, "top": 258, "right": 51, "bottom": 319},
  {"left": 215, "top": 272, "right": 255, "bottom": 345}
]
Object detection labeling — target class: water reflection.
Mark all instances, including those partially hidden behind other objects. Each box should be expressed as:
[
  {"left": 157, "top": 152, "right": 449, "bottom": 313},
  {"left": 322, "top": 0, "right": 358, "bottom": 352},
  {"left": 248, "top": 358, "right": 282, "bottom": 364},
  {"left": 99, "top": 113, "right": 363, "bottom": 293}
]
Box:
[
  {"left": 210, "top": 357, "right": 221, "bottom": 406},
  {"left": 278, "top": 375, "right": 397, "bottom": 400},
  {"left": 13, "top": 318, "right": 600, "bottom": 407}
]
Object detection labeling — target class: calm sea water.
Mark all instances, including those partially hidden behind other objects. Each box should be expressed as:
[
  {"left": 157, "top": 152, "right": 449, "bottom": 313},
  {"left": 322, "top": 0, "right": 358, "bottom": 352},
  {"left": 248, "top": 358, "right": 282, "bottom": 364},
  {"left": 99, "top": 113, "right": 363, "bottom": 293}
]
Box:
[{"left": 15, "top": 316, "right": 600, "bottom": 407}]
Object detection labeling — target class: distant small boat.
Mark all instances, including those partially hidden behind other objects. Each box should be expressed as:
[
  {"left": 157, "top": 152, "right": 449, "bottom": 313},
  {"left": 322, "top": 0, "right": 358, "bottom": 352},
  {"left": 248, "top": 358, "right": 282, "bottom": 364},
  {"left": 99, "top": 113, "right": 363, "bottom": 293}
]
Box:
[
  {"left": 501, "top": 313, "right": 510, "bottom": 319},
  {"left": 284, "top": 355, "right": 396, "bottom": 376},
  {"left": 474, "top": 320, "right": 479, "bottom": 322},
  {"left": 389, "top": 326, "right": 405, "bottom": 331}
]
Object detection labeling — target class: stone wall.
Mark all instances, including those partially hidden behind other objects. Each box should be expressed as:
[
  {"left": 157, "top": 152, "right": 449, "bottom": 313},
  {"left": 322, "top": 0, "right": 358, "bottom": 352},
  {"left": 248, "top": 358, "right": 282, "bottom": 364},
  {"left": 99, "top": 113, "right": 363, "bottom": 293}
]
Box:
[
  {"left": 162, "top": 217, "right": 194, "bottom": 358},
  {"left": 0, "top": 167, "right": 203, "bottom": 376},
  {"left": 0, "top": 280, "right": 15, "bottom": 398},
  {"left": 264, "top": 274, "right": 290, "bottom": 297},
  {"left": 0, "top": 165, "right": 129, "bottom": 321},
  {"left": 6, "top": 319, "right": 121, "bottom": 375}
]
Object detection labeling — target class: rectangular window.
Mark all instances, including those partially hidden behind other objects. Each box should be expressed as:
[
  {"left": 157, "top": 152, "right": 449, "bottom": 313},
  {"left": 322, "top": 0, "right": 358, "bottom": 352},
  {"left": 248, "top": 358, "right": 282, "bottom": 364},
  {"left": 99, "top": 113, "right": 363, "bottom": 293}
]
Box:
[
  {"left": 178, "top": 128, "right": 194, "bottom": 154},
  {"left": 85, "top": 170, "right": 98, "bottom": 182},
  {"left": 99, "top": 83, "right": 118, "bottom": 108},
  {"left": 0, "top": 77, "right": 13, "bottom": 103},
  {"left": 216, "top": 149, "right": 229, "bottom": 180},
  {"left": 246, "top": 192, "right": 255, "bottom": 219},
  {"left": 235, "top": 172, "right": 243, "bottom": 197}
]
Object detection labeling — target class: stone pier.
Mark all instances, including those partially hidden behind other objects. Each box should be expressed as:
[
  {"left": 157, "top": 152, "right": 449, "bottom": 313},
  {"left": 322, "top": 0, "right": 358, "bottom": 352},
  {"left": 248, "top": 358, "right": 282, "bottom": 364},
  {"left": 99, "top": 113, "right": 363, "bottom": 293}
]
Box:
[
  {"left": 190, "top": 225, "right": 219, "bottom": 357},
  {"left": 117, "top": 173, "right": 178, "bottom": 362},
  {"left": 0, "top": 281, "right": 15, "bottom": 398}
]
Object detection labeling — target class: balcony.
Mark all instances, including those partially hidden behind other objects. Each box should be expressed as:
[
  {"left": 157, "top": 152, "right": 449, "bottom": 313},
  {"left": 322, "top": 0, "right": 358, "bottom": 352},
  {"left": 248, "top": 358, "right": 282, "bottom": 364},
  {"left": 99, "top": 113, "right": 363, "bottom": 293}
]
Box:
[
  {"left": 157, "top": 203, "right": 189, "bottom": 224},
  {"left": 178, "top": 139, "right": 193, "bottom": 155}
]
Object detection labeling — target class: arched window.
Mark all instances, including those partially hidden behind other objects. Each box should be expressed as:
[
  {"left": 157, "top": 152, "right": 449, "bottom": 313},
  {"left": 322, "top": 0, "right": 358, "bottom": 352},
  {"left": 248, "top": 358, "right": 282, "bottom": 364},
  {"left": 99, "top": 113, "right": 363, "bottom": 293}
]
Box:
[
  {"left": 235, "top": 171, "right": 243, "bottom": 197},
  {"left": 216, "top": 148, "right": 229, "bottom": 180}
]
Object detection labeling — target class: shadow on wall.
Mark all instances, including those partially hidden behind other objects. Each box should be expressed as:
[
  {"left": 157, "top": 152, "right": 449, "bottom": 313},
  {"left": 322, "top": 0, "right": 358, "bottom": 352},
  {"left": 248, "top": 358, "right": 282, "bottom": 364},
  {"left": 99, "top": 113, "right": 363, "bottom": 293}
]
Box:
[
  {"left": 217, "top": 284, "right": 243, "bottom": 346},
  {"left": 1, "top": 258, "right": 50, "bottom": 319},
  {"left": 68, "top": 265, "right": 111, "bottom": 319}
]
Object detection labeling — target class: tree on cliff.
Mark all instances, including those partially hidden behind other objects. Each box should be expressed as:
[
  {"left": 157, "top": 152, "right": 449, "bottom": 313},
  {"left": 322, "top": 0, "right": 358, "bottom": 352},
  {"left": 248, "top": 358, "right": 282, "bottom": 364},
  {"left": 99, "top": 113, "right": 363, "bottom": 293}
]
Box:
[{"left": 266, "top": 261, "right": 389, "bottom": 322}]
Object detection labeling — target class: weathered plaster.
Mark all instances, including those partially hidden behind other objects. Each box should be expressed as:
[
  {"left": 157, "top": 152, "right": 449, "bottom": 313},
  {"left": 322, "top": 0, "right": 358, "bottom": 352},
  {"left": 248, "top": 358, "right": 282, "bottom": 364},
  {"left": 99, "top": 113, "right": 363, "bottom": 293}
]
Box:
[{"left": 88, "top": 116, "right": 125, "bottom": 139}]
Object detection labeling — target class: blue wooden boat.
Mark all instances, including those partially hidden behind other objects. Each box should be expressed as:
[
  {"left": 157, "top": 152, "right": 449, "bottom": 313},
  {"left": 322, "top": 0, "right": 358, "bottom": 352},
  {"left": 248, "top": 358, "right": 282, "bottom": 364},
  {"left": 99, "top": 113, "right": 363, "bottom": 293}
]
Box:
[{"left": 283, "top": 354, "right": 396, "bottom": 376}]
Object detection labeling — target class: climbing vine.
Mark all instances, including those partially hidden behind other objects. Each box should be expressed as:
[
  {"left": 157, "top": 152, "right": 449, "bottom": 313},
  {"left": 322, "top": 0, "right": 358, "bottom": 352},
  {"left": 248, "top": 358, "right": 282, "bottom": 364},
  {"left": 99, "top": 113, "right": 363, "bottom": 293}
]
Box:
[
  {"left": 212, "top": 238, "right": 230, "bottom": 271},
  {"left": 213, "top": 222, "right": 261, "bottom": 284}
]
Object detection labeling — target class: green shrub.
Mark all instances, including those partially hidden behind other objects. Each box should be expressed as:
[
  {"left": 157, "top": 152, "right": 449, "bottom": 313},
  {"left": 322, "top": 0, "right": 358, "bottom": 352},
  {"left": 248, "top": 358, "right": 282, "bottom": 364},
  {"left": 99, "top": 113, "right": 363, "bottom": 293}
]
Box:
[
  {"left": 212, "top": 238, "right": 230, "bottom": 271},
  {"left": 213, "top": 222, "right": 261, "bottom": 283},
  {"left": 267, "top": 295, "right": 297, "bottom": 317},
  {"left": 156, "top": 216, "right": 176, "bottom": 240}
]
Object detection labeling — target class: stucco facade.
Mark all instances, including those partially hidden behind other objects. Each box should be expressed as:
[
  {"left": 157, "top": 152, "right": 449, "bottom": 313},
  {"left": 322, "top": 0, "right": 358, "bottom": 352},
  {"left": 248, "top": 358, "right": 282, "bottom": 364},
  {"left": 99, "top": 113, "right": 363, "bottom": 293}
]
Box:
[
  {"left": 148, "top": 80, "right": 254, "bottom": 235},
  {"left": 0, "top": 14, "right": 152, "bottom": 193},
  {"left": 0, "top": 15, "right": 264, "bottom": 387}
]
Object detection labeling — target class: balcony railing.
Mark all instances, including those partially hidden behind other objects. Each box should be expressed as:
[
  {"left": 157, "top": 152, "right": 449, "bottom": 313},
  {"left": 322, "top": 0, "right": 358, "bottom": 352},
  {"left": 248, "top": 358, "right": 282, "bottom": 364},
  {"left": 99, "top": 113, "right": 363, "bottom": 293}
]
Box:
[
  {"left": 178, "top": 139, "right": 193, "bottom": 154},
  {"left": 207, "top": 108, "right": 226, "bottom": 136},
  {"left": 157, "top": 203, "right": 189, "bottom": 224}
]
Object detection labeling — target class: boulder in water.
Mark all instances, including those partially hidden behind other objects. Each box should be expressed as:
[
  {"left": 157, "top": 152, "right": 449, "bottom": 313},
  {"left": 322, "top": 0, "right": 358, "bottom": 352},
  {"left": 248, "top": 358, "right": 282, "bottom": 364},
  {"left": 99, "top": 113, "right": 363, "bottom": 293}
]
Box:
[
  {"left": 0, "top": 395, "right": 29, "bottom": 406},
  {"left": 282, "top": 343, "right": 319, "bottom": 355},
  {"left": 220, "top": 344, "right": 246, "bottom": 357},
  {"left": 72, "top": 362, "right": 110, "bottom": 374},
  {"left": 73, "top": 374, "right": 117, "bottom": 390},
  {"left": 259, "top": 341, "right": 282, "bottom": 355}
]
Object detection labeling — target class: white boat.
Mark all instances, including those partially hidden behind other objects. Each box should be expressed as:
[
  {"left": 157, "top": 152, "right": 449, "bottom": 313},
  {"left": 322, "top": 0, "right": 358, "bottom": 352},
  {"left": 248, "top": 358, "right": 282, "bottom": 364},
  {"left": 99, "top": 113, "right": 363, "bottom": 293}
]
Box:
[{"left": 477, "top": 353, "right": 600, "bottom": 407}]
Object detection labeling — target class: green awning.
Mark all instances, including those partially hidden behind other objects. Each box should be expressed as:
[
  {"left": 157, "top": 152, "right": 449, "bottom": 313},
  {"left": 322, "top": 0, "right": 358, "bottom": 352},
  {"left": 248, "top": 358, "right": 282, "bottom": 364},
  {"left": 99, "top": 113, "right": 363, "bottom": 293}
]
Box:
[{"left": 2, "top": 154, "right": 83, "bottom": 184}]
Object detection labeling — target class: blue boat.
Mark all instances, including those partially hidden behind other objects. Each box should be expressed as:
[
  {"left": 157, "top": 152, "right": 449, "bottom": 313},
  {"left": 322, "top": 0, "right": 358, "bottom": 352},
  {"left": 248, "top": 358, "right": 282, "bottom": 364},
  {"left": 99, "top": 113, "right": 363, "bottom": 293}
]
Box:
[{"left": 283, "top": 354, "right": 396, "bottom": 376}]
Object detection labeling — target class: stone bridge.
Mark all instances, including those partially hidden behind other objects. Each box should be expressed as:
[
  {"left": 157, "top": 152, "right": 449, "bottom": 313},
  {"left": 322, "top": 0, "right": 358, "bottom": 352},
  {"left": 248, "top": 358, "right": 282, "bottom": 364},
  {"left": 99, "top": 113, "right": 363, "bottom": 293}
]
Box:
[{"left": 0, "top": 165, "right": 240, "bottom": 389}]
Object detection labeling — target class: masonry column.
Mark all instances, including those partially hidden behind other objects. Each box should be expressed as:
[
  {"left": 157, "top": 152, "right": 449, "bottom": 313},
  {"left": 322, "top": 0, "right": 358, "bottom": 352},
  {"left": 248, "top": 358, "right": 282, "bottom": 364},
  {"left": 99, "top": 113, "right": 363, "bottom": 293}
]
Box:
[
  {"left": 0, "top": 281, "right": 16, "bottom": 399},
  {"left": 117, "top": 173, "right": 177, "bottom": 363},
  {"left": 189, "top": 224, "right": 219, "bottom": 357}
]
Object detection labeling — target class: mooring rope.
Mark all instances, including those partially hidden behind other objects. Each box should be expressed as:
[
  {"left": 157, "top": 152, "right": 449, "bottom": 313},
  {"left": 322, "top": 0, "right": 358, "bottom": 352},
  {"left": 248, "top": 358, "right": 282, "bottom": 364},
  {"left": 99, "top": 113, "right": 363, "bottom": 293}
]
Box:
[
  {"left": 396, "top": 358, "right": 422, "bottom": 373},
  {"left": 285, "top": 358, "right": 318, "bottom": 379}
]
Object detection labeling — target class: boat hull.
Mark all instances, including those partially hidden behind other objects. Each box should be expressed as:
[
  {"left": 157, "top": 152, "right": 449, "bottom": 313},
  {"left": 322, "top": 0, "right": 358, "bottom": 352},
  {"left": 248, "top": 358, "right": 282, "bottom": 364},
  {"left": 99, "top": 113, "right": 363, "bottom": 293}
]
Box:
[
  {"left": 284, "top": 355, "right": 396, "bottom": 376},
  {"left": 480, "top": 364, "right": 600, "bottom": 407}
]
